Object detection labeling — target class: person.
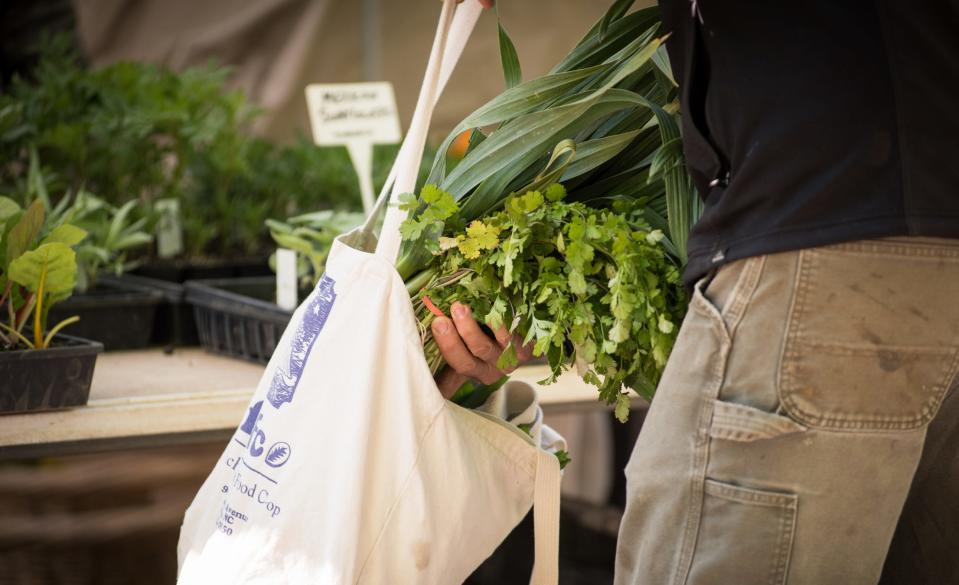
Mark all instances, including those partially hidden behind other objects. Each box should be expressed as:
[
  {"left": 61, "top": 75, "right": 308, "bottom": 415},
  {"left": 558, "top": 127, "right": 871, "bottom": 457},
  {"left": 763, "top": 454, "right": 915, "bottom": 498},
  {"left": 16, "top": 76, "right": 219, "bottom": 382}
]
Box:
[{"left": 435, "top": 1, "right": 959, "bottom": 584}]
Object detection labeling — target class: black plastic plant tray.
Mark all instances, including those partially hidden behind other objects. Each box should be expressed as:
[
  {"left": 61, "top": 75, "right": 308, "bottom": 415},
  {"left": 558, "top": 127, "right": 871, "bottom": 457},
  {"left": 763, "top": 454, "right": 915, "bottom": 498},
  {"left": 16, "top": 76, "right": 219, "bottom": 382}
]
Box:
[
  {"left": 134, "top": 256, "right": 272, "bottom": 283},
  {"left": 184, "top": 277, "right": 292, "bottom": 364},
  {"left": 130, "top": 257, "right": 272, "bottom": 347},
  {"left": 99, "top": 273, "right": 199, "bottom": 347},
  {"left": 48, "top": 279, "right": 165, "bottom": 351},
  {"left": 0, "top": 334, "right": 103, "bottom": 414}
]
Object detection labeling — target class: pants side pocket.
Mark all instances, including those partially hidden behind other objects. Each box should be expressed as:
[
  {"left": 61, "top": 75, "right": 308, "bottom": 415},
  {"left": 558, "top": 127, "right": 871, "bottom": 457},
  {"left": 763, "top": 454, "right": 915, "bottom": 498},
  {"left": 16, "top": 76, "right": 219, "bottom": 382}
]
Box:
[
  {"left": 686, "top": 479, "right": 798, "bottom": 585},
  {"left": 710, "top": 400, "right": 808, "bottom": 442}
]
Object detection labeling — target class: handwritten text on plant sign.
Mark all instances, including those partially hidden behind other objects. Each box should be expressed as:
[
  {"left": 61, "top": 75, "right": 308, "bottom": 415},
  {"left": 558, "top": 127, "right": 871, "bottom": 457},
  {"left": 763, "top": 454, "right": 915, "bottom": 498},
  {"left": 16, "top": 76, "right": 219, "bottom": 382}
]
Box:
[
  {"left": 306, "top": 83, "right": 401, "bottom": 143},
  {"left": 306, "top": 82, "right": 401, "bottom": 211}
]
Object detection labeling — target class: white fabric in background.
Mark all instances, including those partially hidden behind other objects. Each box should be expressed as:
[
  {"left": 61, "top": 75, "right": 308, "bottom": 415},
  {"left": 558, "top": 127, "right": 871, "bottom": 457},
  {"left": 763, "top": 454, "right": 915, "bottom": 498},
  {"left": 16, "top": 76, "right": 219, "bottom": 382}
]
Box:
[{"left": 73, "top": 0, "right": 330, "bottom": 134}]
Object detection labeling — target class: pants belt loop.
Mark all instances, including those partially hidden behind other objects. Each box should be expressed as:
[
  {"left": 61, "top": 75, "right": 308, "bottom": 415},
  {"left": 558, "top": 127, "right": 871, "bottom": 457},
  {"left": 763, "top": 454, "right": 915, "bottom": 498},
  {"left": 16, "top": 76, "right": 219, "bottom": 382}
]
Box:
[{"left": 723, "top": 256, "right": 766, "bottom": 338}]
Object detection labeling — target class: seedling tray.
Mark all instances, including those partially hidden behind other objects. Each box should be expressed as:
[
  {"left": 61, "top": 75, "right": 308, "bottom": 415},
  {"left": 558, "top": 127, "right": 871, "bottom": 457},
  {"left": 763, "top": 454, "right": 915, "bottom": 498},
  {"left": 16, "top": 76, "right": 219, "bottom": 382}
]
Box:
[
  {"left": 100, "top": 274, "right": 199, "bottom": 347},
  {"left": 0, "top": 334, "right": 103, "bottom": 414},
  {"left": 130, "top": 257, "right": 272, "bottom": 347},
  {"left": 185, "top": 277, "right": 292, "bottom": 364},
  {"left": 48, "top": 279, "right": 165, "bottom": 350},
  {"left": 134, "top": 256, "right": 272, "bottom": 283}
]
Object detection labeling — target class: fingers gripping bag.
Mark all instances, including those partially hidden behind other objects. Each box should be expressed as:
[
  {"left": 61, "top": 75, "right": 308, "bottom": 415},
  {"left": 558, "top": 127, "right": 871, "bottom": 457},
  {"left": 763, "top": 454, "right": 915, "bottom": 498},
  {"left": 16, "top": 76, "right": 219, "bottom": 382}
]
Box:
[{"left": 175, "top": 2, "right": 565, "bottom": 583}]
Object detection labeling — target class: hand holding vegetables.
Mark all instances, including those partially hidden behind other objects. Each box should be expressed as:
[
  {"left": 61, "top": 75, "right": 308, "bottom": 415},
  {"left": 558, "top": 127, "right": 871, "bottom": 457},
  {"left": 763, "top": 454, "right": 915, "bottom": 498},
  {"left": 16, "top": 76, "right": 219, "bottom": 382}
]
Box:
[{"left": 431, "top": 302, "right": 533, "bottom": 398}]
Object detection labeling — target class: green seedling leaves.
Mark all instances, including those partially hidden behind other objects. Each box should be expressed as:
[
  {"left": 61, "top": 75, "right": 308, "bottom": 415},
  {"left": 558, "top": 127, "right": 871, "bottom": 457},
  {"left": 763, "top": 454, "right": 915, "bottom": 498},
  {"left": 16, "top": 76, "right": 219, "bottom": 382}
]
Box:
[
  {"left": 0, "top": 197, "right": 19, "bottom": 228},
  {"left": 6, "top": 199, "right": 45, "bottom": 267},
  {"left": 9, "top": 242, "right": 78, "bottom": 297},
  {"left": 266, "top": 210, "right": 363, "bottom": 287},
  {"left": 42, "top": 223, "right": 88, "bottom": 247}
]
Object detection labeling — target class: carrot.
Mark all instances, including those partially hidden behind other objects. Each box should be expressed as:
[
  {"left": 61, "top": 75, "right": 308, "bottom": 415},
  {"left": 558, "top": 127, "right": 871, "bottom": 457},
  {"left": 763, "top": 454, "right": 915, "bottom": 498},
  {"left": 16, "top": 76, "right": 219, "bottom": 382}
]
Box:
[{"left": 421, "top": 295, "right": 446, "bottom": 318}]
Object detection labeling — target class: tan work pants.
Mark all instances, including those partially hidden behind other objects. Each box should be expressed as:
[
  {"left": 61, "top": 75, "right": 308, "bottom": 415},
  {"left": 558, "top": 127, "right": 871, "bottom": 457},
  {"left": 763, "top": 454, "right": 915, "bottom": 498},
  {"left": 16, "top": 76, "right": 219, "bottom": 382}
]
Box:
[{"left": 615, "top": 237, "right": 959, "bottom": 585}]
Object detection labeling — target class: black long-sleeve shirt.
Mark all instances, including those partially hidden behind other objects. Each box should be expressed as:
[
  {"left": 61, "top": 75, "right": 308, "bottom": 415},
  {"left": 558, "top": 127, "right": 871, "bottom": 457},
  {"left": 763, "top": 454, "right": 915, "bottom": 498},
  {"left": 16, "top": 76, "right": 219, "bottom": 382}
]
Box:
[{"left": 660, "top": 0, "right": 959, "bottom": 285}]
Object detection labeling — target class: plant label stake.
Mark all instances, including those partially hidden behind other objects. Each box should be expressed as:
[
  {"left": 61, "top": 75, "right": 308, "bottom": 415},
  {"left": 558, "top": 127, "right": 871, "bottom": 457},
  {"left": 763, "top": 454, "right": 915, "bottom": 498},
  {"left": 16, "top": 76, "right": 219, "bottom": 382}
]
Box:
[
  {"left": 155, "top": 198, "right": 184, "bottom": 259},
  {"left": 276, "top": 248, "right": 298, "bottom": 311},
  {"left": 305, "top": 82, "right": 402, "bottom": 212}
]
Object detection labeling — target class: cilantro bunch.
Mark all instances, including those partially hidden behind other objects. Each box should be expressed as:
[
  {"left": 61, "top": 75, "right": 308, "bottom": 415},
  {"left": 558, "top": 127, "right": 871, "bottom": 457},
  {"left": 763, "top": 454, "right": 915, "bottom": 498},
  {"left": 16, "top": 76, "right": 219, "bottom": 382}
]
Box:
[{"left": 401, "top": 183, "right": 685, "bottom": 419}]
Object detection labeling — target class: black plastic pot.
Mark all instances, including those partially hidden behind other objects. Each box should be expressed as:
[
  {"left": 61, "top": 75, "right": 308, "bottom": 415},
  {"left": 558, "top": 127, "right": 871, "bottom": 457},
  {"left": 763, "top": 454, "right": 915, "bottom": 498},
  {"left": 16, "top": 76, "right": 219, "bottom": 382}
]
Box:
[
  {"left": 48, "top": 278, "right": 165, "bottom": 351},
  {"left": 130, "top": 257, "right": 272, "bottom": 347},
  {"left": 97, "top": 273, "right": 199, "bottom": 347},
  {"left": 0, "top": 334, "right": 103, "bottom": 413},
  {"left": 185, "top": 277, "right": 293, "bottom": 364}
]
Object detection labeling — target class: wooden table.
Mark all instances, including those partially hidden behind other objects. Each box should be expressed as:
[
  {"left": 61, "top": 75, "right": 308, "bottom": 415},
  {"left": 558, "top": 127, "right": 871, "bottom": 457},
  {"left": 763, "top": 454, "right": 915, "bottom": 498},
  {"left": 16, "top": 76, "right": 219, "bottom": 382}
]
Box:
[{"left": 0, "top": 348, "right": 630, "bottom": 460}]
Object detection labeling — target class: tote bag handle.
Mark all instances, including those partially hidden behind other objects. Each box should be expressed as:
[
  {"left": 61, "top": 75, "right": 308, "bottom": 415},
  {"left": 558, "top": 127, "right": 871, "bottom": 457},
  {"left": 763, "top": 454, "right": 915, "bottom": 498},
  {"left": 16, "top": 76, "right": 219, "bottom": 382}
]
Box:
[
  {"left": 361, "top": 3, "right": 561, "bottom": 584},
  {"left": 531, "top": 448, "right": 562, "bottom": 585},
  {"left": 357, "top": 0, "right": 479, "bottom": 261}
]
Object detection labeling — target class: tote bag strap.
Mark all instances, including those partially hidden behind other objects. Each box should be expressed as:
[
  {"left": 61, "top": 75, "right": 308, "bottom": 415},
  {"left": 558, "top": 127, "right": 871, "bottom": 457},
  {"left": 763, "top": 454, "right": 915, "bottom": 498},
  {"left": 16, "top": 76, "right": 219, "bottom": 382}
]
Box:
[
  {"left": 530, "top": 448, "right": 562, "bottom": 585},
  {"left": 361, "top": 4, "right": 563, "bottom": 583},
  {"left": 357, "top": 0, "right": 481, "bottom": 261}
]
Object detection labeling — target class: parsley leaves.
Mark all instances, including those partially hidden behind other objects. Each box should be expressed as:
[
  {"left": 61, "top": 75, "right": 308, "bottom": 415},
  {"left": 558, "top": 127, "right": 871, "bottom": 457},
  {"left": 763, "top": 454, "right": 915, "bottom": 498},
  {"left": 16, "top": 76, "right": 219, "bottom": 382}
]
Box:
[{"left": 403, "top": 183, "right": 686, "bottom": 420}]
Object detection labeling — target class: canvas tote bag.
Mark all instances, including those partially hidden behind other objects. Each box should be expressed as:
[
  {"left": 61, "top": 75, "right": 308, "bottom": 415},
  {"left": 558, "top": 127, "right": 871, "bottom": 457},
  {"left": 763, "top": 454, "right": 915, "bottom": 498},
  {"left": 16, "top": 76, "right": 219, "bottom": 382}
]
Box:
[{"left": 176, "top": 2, "right": 565, "bottom": 583}]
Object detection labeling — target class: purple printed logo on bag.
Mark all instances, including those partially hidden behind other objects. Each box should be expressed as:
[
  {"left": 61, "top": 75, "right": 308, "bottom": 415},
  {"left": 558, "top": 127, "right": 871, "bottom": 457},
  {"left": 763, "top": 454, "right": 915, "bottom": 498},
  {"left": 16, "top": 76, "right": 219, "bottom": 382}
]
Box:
[{"left": 267, "top": 274, "right": 337, "bottom": 409}]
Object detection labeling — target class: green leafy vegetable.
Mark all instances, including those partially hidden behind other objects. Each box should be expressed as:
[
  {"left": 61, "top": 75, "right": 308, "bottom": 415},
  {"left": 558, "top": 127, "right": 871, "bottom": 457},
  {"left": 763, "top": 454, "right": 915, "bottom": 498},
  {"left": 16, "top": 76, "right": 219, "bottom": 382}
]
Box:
[
  {"left": 396, "top": 3, "right": 700, "bottom": 419},
  {"left": 496, "top": 7, "right": 522, "bottom": 89},
  {"left": 404, "top": 184, "right": 684, "bottom": 418}
]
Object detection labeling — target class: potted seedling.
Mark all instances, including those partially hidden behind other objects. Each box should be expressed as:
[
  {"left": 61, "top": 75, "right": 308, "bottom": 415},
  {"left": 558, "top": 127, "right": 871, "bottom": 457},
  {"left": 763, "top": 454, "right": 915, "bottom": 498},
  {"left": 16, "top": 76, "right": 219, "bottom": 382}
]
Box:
[
  {"left": 0, "top": 197, "right": 102, "bottom": 413},
  {"left": 138, "top": 137, "right": 370, "bottom": 283},
  {"left": 266, "top": 209, "right": 366, "bottom": 289},
  {"left": 185, "top": 210, "right": 363, "bottom": 363},
  {"left": 128, "top": 138, "right": 373, "bottom": 347},
  {"left": 46, "top": 190, "right": 164, "bottom": 350}
]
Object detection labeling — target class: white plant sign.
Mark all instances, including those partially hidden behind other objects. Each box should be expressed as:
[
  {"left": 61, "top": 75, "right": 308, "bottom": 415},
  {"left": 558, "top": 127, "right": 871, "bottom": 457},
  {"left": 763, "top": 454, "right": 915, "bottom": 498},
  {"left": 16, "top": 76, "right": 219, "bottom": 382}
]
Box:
[
  {"left": 155, "top": 198, "right": 184, "bottom": 259},
  {"left": 305, "top": 82, "right": 402, "bottom": 212},
  {"left": 275, "top": 248, "right": 298, "bottom": 311}
]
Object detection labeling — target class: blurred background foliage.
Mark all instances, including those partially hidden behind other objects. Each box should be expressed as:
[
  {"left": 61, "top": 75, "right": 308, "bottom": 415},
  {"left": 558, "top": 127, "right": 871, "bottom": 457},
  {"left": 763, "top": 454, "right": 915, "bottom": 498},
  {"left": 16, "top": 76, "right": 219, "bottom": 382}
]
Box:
[{"left": 0, "top": 38, "right": 401, "bottom": 261}]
